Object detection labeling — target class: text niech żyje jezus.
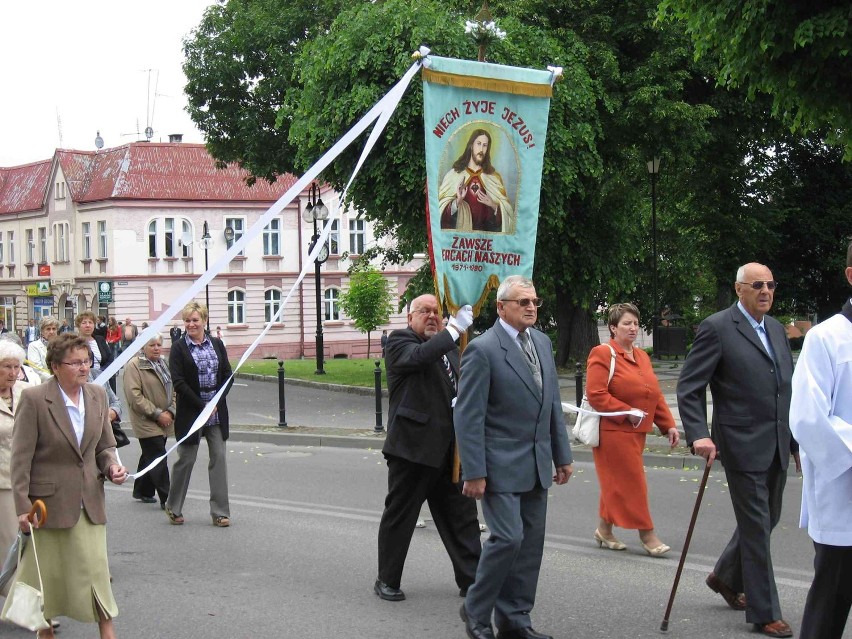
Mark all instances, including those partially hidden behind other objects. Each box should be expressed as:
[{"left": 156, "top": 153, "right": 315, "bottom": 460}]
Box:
[{"left": 432, "top": 100, "right": 536, "bottom": 149}]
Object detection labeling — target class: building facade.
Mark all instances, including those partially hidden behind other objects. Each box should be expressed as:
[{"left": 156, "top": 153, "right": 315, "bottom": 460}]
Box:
[{"left": 0, "top": 141, "right": 420, "bottom": 358}]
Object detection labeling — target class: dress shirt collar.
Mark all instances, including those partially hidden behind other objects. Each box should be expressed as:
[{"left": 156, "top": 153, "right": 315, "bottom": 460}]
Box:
[{"left": 737, "top": 301, "right": 767, "bottom": 331}]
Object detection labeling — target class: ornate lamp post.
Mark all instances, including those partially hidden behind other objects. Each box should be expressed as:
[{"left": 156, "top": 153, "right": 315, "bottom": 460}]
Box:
[
  {"left": 648, "top": 157, "right": 660, "bottom": 355},
  {"left": 302, "top": 182, "right": 330, "bottom": 374},
  {"left": 199, "top": 221, "right": 213, "bottom": 334}
]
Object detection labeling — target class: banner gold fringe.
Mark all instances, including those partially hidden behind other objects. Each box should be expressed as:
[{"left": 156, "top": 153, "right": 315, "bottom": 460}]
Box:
[{"left": 423, "top": 68, "right": 553, "bottom": 98}]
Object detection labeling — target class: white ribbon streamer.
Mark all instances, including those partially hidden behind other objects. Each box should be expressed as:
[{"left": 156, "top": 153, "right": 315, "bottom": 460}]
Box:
[
  {"left": 109, "top": 56, "right": 426, "bottom": 479},
  {"left": 561, "top": 402, "right": 645, "bottom": 420}
]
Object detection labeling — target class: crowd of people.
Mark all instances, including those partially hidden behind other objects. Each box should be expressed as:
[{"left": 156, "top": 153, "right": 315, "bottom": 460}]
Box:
[
  {"left": 0, "top": 302, "right": 230, "bottom": 638},
  {"left": 0, "top": 248, "right": 850, "bottom": 639}
]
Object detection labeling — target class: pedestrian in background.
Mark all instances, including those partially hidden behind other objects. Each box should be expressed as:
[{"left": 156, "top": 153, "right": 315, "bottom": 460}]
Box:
[
  {"left": 24, "top": 319, "right": 39, "bottom": 347},
  {"left": 120, "top": 317, "right": 138, "bottom": 353},
  {"left": 76, "top": 311, "right": 115, "bottom": 392},
  {"left": 790, "top": 241, "right": 852, "bottom": 639},
  {"left": 677, "top": 262, "right": 798, "bottom": 638},
  {"left": 5, "top": 333, "right": 128, "bottom": 639},
  {"left": 106, "top": 317, "right": 121, "bottom": 358},
  {"left": 455, "top": 275, "right": 573, "bottom": 639},
  {"left": 380, "top": 329, "right": 388, "bottom": 358},
  {"left": 586, "top": 303, "right": 679, "bottom": 556},
  {"left": 94, "top": 316, "right": 107, "bottom": 338},
  {"left": 27, "top": 316, "right": 59, "bottom": 383},
  {"left": 58, "top": 319, "right": 72, "bottom": 334},
  {"left": 169, "top": 323, "right": 182, "bottom": 344},
  {"left": 374, "top": 295, "right": 480, "bottom": 602},
  {"left": 123, "top": 335, "right": 174, "bottom": 510},
  {"left": 166, "top": 302, "right": 233, "bottom": 527}
]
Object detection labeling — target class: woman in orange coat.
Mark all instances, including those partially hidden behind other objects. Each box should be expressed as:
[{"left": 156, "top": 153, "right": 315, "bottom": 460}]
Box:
[{"left": 586, "top": 303, "right": 680, "bottom": 556}]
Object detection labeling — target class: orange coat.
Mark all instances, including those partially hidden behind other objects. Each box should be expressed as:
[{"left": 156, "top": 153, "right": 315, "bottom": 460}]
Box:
[{"left": 586, "top": 340, "right": 675, "bottom": 435}]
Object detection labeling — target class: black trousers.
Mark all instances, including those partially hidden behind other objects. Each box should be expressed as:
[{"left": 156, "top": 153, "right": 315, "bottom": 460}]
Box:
[
  {"left": 133, "top": 435, "right": 170, "bottom": 504},
  {"left": 377, "top": 453, "right": 481, "bottom": 590},
  {"left": 799, "top": 542, "right": 852, "bottom": 639}
]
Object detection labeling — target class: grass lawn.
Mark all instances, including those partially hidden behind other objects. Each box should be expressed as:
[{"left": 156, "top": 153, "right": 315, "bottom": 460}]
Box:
[{"left": 236, "top": 357, "right": 386, "bottom": 388}]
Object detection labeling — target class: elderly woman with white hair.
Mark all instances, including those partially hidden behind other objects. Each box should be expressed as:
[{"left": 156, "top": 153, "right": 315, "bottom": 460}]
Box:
[{"left": 0, "top": 339, "right": 27, "bottom": 597}]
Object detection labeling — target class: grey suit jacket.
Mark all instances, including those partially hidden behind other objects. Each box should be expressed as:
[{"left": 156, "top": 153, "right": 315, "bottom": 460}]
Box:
[
  {"left": 455, "top": 320, "right": 572, "bottom": 492},
  {"left": 677, "top": 303, "right": 794, "bottom": 472},
  {"left": 11, "top": 379, "right": 118, "bottom": 528}
]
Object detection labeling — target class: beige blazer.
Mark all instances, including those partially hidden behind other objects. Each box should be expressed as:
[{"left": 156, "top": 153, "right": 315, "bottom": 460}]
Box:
[
  {"left": 0, "top": 384, "right": 25, "bottom": 490},
  {"left": 11, "top": 379, "right": 118, "bottom": 529},
  {"left": 122, "top": 355, "right": 175, "bottom": 439}
]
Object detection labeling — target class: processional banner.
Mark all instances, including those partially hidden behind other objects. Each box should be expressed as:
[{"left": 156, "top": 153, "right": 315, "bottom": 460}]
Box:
[{"left": 422, "top": 55, "right": 554, "bottom": 314}]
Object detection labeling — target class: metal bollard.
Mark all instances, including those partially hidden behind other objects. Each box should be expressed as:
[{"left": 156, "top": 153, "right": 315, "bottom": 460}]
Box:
[
  {"left": 374, "top": 360, "right": 384, "bottom": 433},
  {"left": 277, "top": 361, "right": 287, "bottom": 427},
  {"left": 575, "top": 362, "right": 584, "bottom": 407}
]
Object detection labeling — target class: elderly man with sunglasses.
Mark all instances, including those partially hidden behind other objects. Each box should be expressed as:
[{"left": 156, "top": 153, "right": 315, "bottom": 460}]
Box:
[
  {"left": 677, "top": 262, "right": 799, "bottom": 638},
  {"left": 455, "top": 275, "right": 572, "bottom": 639}
]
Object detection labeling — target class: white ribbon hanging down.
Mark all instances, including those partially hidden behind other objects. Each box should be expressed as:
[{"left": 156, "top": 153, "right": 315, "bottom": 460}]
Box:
[
  {"left": 561, "top": 402, "right": 645, "bottom": 420},
  {"left": 116, "top": 52, "right": 428, "bottom": 480}
]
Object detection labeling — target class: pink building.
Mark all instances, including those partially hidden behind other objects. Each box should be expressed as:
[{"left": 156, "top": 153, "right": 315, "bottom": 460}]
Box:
[{"left": 0, "top": 141, "right": 420, "bottom": 358}]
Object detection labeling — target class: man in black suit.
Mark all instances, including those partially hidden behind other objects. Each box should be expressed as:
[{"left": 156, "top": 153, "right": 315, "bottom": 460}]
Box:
[
  {"left": 677, "top": 262, "right": 798, "bottom": 638},
  {"left": 374, "top": 294, "right": 481, "bottom": 602}
]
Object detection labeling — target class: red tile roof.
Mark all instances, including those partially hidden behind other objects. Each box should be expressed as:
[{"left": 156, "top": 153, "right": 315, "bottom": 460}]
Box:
[
  {"left": 0, "top": 160, "right": 52, "bottom": 214},
  {"left": 1, "top": 143, "right": 297, "bottom": 214}
]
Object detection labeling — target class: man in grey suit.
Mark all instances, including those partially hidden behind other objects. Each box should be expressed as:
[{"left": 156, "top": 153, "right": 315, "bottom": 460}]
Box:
[
  {"left": 455, "top": 275, "right": 573, "bottom": 639},
  {"left": 677, "top": 262, "right": 798, "bottom": 638}
]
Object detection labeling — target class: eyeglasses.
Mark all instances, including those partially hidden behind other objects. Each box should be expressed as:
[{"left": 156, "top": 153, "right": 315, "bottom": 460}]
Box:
[
  {"left": 738, "top": 280, "right": 778, "bottom": 291},
  {"left": 411, "top": 308, "right": 441, "bottom": 317},
  {"left": 502, "top": 298, "right": 543, "bottom": 308},
  {"left": 60, "top": 360, "right": 92, "bottom": 369}
]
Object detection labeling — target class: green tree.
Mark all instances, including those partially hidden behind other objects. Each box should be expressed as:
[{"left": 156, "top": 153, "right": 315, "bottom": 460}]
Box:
[
  {"left": 339, "top": 262, "right": 395, "bottom": 357},
  {"left": 181, "top": 0, "right": 747, "bottom": 363},
  {"left": 659, "top": 0, "right": 852, "bottom": 158}
]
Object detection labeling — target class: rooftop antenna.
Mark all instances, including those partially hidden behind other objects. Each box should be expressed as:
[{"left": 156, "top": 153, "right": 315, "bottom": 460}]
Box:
[
  {"left": 56, "top": 108, "right": 64, "bottom": 147},
  {"left": 121, "top": 118, "right": 142, "bottom": 140}
]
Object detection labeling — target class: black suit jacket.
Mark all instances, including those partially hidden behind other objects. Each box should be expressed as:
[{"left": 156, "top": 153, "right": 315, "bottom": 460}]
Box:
[
  {"left": 169, "top": 335, "right": 232, "bottom": 445},
  {"left": 381, "top": 326, "right": 459, "bottom": 468},
  {"left": 677, "top": 303, "right": 794, "bottom": 472}
]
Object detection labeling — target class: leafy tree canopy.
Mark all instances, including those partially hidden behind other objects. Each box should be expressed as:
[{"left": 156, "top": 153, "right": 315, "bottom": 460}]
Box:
[
  {"left": 339, "top": 261, "right": 395, "bottom": 357},
  {"left": 659, "top": 0, "right": 852, "bottom": 158}
]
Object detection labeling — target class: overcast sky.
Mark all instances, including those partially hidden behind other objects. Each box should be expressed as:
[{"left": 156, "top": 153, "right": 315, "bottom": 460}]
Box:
[{"left": 0, "top": 0, "right": 216, "bottom": 167}]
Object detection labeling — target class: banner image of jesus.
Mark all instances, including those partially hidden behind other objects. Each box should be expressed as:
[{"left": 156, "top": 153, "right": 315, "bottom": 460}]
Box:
[{"left": 439, "top": 127, "right": 516, "bottom": 234}]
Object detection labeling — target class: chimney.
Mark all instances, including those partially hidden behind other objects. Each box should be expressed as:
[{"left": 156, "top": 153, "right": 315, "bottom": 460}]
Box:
[{"left": 168, "top": 134, "right": 183, "bottom": 143}]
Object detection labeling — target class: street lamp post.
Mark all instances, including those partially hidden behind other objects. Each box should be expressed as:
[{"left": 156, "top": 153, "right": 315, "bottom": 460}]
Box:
[
  {"left": 648, "top": 157, "right": 660, "bottom": 357},
  {"left": 200, "top": 221, "right": 213, "bottom": 334},
  {"left": 302, "top": 182, "right": 330, "bottom": 375}
]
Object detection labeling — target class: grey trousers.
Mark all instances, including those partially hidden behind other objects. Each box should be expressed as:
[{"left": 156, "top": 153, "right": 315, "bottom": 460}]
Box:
[{"left": 165, "top": 425, "right": 230, "bottom": 519}]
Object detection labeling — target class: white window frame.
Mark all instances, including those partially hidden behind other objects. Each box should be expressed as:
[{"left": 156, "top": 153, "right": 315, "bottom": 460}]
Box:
[
  {"left": 264, "top": 288, "right": 282, "bottom": 323},
  {"left": 0, "top": 232, "right": 4, "bottom": 263},
  {"left": 225, "top": 217, "right": 245, "bottom": 256},
  {"left": 97, "top": 220, "right": 107, "bottom": 259},
  {"left": 324, "top": 287, "right": 340, "bottom": 321},
  {"left": 81, "top": 222, "right": 91, "bottom": 260},
  {"left": 348, "top": 219, "right": 365, "bottom": 255},
  {"left": 54, "top": 224, "right": 69, "bottom": 262},
  {"left": 325, "top": 220, "right": 339, "bottom": 256},
  {"left": 227, "top": 289, "right": 245, "bottom": 324},
  {"left": 148, "top": 220, "right": 158, "bottom": 258},
  {"left": 7, "top": 231, "right": 13, "bottom": 265},
  {"left": 263, "top": 218, "right": 281, "bottom": 256},
  {"left": 38, "top": 227, "right": 47, "bottom": 263},
  {"left": 181, "top": 220, "right": 192, "bottom": 258},
  {"left": 25, "top": 229, "right": 34, "bottom": 264},
  {"left": 164, "top": 217, "right": 175, "bottom": 258}
]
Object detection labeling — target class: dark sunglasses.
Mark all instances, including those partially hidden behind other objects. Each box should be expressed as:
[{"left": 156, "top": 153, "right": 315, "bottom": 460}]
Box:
[
  {"left": 502, "top": 298, "right": 543, "bottom": 308},
  {"left": 738, "top": 280, "right": 778, "bottom": 291}
]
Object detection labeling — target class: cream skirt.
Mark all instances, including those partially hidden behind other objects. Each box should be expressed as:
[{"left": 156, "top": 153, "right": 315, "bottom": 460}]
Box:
[{"left": 9, "top": 510, "right": 118, "bottom": 623}]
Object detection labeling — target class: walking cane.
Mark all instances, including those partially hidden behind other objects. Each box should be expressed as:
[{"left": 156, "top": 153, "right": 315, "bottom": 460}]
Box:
[{"left": 660, "top": 456, "right": 714, "bottom": 632}]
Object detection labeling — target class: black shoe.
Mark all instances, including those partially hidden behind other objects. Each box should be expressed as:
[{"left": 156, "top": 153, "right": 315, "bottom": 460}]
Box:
[
  {"left": 461, "top": 604, "right": 495, "bottom": 639},
  {"left": 374, "top": 579, "right": 405, "bottom": 601},
  {"left": 497, "top": 628, "right": 553, "bottom": 639},
  {"left": 134, "top": 496, "right": 157, "bottom": 504}
]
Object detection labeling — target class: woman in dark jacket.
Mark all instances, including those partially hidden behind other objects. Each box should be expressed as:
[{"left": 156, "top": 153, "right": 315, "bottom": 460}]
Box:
[
  {"left": 76, "top": 311, "right": 115, "bottom": 391},
  {"left": 165, "top": 301, "right": 232, "bottom": 527}
]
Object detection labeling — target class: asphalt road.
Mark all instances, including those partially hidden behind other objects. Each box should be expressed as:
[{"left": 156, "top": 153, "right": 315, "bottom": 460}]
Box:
[{"left": 3, "top": 438, "right": 842, "bottom": 639}]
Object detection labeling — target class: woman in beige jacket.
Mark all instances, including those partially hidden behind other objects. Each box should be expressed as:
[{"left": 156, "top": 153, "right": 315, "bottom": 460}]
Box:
[{"left": 122, "top": 335, "right": 175, "bottom": 508}]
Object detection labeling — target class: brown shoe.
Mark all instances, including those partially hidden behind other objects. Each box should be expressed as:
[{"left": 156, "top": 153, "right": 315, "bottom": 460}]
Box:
[
  {"left": 754, "top": 620, "right": 792, "bottom": 637},
  {"left": 705, "top": 572, "right": 746, "bottom": 610}
]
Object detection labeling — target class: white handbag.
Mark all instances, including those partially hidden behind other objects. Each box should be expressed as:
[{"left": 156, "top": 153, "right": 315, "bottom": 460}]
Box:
[
  {"left": 572, "top": 345, "right": 616, "bottom": 447},
  {"left": 0, "top": 526, "right": 50, "bottom": 631}
]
